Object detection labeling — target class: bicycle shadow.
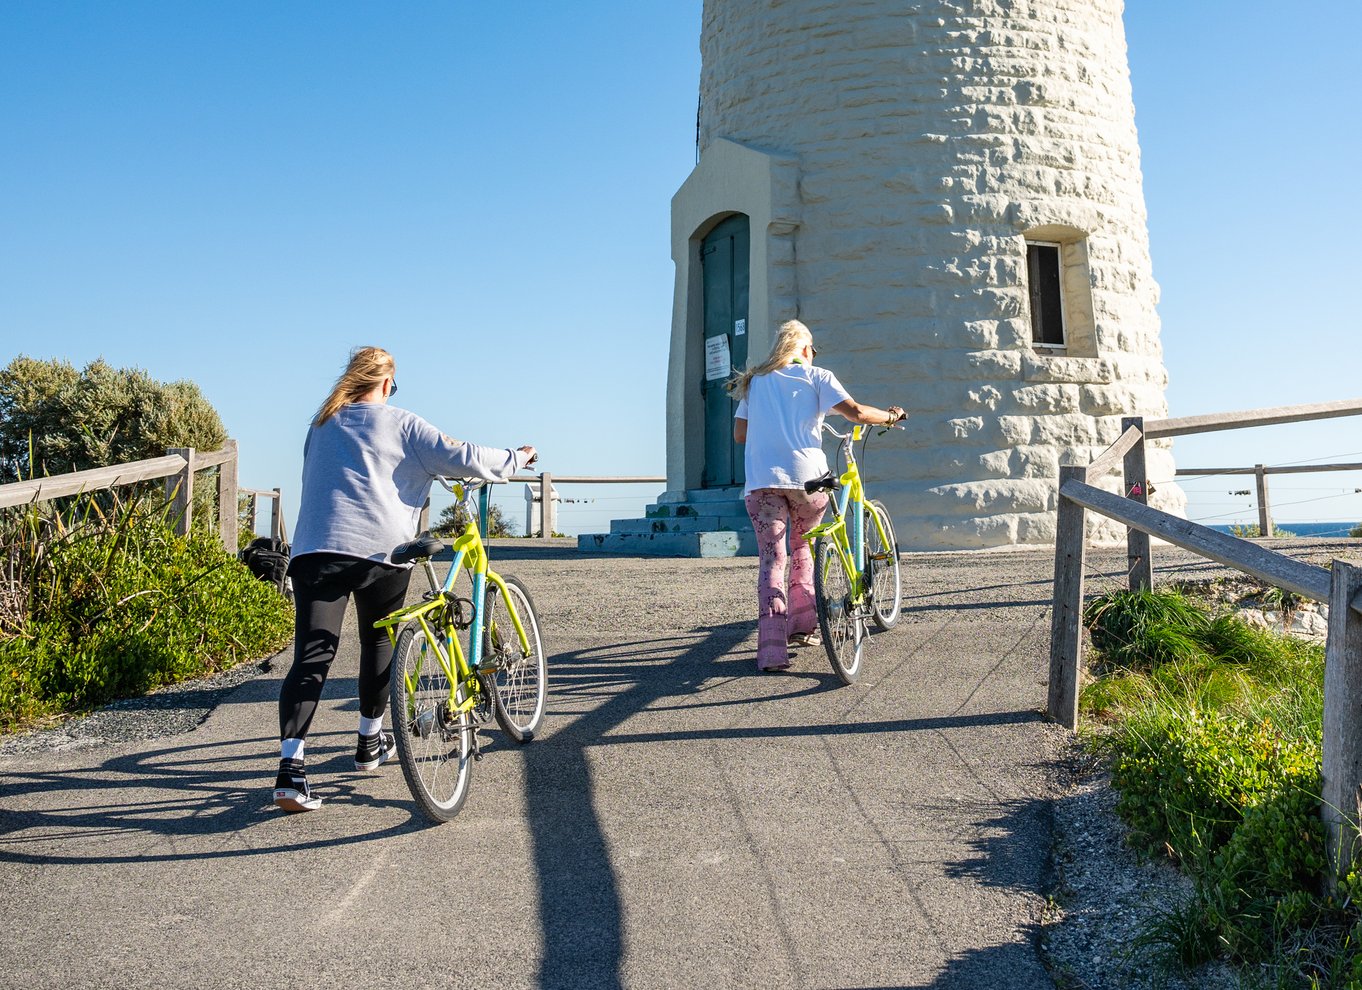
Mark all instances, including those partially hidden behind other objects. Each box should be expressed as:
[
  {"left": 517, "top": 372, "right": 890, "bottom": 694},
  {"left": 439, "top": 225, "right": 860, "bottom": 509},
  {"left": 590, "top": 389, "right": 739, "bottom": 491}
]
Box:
[{"left": 0, "top": 729, "right": 428, "bottom": 865}]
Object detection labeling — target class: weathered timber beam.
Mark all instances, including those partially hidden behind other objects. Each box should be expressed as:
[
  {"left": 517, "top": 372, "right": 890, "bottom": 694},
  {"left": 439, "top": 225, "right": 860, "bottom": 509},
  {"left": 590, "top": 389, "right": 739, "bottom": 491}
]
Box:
[
  {"left": 1084, "top": 424, "right": 1143, "bottom": 480},
  {"left": 504, "top": 475, "right": 667, "bottom": 485},
  {"left": 1177, "top": 462, "right": 1362, "bottom": 476},
  {"left": 1059, "top": 477, "right": 1334, "bottom": 604},
  {"left": 1145, "top": 398, "right": 1362, "bottom": 439},
  {"left": 0, "top": 455, "right": 188, "bottom": 509}
]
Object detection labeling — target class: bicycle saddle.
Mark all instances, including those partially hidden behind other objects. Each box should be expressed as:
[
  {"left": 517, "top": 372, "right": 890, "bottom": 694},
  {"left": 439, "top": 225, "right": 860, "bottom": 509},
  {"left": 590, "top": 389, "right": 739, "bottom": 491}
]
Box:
[
  {"left": 391, "top": 533, "right": 445, "bottom": 565},
  {"left": 804, "top": 471, "right": 841, "bottom": 493}
]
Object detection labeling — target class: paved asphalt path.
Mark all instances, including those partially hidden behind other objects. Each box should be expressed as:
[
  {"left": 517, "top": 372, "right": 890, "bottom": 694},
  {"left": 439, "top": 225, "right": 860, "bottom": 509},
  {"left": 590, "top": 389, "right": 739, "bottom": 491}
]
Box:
[{"left": 2, "top": 539, "right": 1353, "bottom": 989}]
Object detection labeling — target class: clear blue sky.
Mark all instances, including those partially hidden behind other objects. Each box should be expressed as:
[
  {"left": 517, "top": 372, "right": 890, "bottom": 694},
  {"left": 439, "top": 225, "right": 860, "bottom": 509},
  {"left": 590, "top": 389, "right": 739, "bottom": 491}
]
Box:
[{"left": 3, "top": 2, "right": 1359, "bottom": 536}]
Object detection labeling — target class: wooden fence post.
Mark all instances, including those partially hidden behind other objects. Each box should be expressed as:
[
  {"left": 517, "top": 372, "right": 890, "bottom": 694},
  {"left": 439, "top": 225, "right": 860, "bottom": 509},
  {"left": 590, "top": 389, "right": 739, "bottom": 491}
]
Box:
[
  {"left": 217, "top": 439, "right": 238, "bottom": 553},
  {"left": 165, "top": 447, "right": 195, "bottom": 536},
  {"left": 270, "top": 488, "right": 284, "bottom": 545},
  {"left": 1048, "top": 464, "right": 1088, "bottom": 730},
  {"left": 540, "top": 472, "right": 553, "bottom": 541},
  {"left": 272, "top": 492, "right": 288, "bottom": 544},
  {"left": 1323, "top": 560, "right": 1362, "bottom": 885},
  {"left": 247, "top": 492, "right": 260, "bottom": 538},
  {"left": 1122, "top": 416, "right": 1152, "bottom": 592},
  {"left": 1255, "top": 464, "right": 1274, "bottom": 537}
]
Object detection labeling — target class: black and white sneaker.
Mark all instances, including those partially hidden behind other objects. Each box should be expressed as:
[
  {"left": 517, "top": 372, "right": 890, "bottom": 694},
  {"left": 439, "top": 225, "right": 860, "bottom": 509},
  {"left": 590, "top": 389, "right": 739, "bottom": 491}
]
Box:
[
  {"left": 355, "top": 730, "right": 397, "bottom": 771},
  {"left": 273, "top": 759, "right": 322, "bottom": 813}
]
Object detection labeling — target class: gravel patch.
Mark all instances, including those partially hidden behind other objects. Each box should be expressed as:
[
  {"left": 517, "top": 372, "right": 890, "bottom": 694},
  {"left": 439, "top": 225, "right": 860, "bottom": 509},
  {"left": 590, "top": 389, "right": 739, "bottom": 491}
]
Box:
[
  {"left": 1043, "top": 741, "right": 1242, "bottom": 990},
  {"left": 0, "top": 649, "right": 284, "bottom": 756}
]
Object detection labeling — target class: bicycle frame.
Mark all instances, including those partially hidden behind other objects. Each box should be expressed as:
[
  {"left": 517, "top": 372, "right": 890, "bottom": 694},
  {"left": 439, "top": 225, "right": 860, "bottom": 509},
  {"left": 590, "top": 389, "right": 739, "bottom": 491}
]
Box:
[
  {"left": 804, "top": 424, "right": 894, "bottom": 599},
  {"left": 374, "top": 483, "right": 532, "bottom": 718}
]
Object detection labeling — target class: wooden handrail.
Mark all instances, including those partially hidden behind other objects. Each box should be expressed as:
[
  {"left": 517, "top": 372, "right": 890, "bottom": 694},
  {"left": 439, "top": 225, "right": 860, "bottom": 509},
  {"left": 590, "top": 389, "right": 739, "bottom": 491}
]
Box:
[
  {"left": 1177, "top": 462, "right": 1362, "bottom": 477},
  {"left": 1084, "top": 424, "right": 1143, "bottom": 479},
  {"left": 0, "top": 454, "right": 188, "bottom": 509},
  {"left": 1145, "top": 398, "right": 1362, "bottom": 439},
  {"left": 1058, "top": 476, "right": 1336, "bottom": 604}
]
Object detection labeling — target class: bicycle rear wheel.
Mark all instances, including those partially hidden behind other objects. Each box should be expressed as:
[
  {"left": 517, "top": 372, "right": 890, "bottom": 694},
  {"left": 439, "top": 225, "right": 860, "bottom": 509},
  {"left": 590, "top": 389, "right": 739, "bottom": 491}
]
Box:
[
  {"left": 390, "top": 622, "right": 474, "bottom": 823},
  {"left": 481, "top": 576, "right": 547, "bottom": 743},
  {"left": 864, "top": 499, "right": 902, "bottom": 631},
  {"left": 813, "top": 537, "right": 863, "bottom": 685}
]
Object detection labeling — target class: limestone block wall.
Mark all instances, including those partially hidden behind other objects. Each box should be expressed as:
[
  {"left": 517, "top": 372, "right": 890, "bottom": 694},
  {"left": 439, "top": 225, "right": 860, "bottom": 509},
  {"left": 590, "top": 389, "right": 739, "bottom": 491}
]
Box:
[{"left": 694, "top": 0, "right": 1183, "bottom": 548}]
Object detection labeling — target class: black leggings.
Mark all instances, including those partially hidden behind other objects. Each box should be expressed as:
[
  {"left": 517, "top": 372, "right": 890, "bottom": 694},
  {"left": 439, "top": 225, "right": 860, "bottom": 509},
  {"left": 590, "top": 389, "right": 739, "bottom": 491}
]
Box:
[{"left": 278, "top": 554, "right": 412, "bottom": 741}]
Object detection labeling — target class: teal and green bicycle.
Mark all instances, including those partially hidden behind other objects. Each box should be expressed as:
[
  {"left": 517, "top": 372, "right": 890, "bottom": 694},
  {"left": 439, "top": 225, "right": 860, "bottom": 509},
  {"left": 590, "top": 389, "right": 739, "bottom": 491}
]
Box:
[
  {"left": 803, "top": 421, "right": 904, "bottom": 684},
  {"left": 375, "top": 477, "right": 547, "bottom": 823}
]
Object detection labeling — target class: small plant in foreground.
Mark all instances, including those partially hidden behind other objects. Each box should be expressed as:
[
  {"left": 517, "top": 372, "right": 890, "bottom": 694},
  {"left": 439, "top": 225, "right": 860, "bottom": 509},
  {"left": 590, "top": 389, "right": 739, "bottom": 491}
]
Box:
[
  {"left": 0, "top": 492, "right": 292, "bottom": 731},
  {"left": 1081, "top": 588, "right": 1362, "bottom": 985}
]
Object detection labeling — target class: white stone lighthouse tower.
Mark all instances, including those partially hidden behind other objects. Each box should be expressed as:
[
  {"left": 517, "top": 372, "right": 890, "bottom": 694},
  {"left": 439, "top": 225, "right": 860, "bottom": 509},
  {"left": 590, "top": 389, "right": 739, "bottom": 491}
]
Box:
[{"left": 661, "top": 0, "right": 1183, "bottom": 551}]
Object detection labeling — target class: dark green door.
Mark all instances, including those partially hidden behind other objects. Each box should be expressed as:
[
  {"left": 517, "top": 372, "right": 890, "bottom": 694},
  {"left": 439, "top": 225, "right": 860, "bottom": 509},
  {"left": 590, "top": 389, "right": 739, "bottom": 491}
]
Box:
[{"left": 700, "top": 214, "right": 749, "bottom": 489}]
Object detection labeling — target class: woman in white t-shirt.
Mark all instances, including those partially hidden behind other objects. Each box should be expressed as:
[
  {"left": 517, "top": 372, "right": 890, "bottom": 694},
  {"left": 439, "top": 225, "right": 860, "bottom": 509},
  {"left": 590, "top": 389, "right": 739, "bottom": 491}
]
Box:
[{"left": 729, "top": 320, "right": 904, "bottom": 672}]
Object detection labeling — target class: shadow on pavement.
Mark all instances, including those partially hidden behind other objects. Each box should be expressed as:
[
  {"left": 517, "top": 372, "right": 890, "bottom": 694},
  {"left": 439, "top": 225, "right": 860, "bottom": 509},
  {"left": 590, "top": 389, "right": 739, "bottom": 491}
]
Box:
[{"left": 0, "top": 730, "right": 431, "bottom": 865}]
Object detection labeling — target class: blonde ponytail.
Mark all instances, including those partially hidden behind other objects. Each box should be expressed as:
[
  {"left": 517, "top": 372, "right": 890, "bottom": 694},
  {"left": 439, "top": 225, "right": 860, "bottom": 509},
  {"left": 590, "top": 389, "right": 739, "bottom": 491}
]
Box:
[
  {"left": 313, "top": 346, "right": 395, "bottom": 426},
  {"left": 726, "top": 320, "right": 813, "bottom": 400}
]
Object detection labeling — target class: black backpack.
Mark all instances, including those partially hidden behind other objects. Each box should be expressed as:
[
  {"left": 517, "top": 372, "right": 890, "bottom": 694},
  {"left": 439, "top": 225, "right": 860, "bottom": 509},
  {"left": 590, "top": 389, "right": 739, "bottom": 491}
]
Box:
[{"left": 240, "top": 537, "right": 291, "bottom": 597}]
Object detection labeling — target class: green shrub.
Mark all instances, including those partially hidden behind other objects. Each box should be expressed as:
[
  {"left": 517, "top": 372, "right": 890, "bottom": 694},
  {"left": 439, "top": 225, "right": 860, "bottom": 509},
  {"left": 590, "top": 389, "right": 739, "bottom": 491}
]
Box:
[
  {"left": 0, "top": 355, "right": 226, "bottom": 481},
  {"left": 1350, "top": 523, "right": 1362, "bottom": 539},
  {"left": 431, "top": 500, "right": 517, "bottom": 538},
  {"left": 1082, "top": 588, "right": 1362, "bottom": 982},
  {"left": 1229, "top": 523, "right": 1298, "bottom": 538},
  {"left": 0, "top": 493, "right": 292, "bottom": 731}
]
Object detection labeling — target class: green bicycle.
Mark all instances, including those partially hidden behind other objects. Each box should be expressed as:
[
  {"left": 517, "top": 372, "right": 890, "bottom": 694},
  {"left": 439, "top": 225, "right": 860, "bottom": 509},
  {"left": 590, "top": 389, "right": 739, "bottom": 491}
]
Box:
[
  {"left": 375, "top": 477, "right": 547, "bottom": 823},
  {"left": 803, "top": 421, "right": 904, "bottom": 684}
]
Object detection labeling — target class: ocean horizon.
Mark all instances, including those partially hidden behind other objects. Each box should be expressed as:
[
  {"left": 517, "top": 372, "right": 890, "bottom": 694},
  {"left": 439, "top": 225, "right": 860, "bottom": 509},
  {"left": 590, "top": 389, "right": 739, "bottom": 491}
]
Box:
[{"left": 1208, "top": 521, "right": 1360, "bottom": 538}]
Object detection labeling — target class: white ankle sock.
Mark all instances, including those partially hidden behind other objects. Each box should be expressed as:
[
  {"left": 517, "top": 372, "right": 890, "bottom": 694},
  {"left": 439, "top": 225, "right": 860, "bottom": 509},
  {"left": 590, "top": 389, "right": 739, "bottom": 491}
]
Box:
[
  {"left": 280, "top": 738, "right": 305, "bottom": 762},
  {"left": 358, "top": 716, "right": 384, "bottom": 737}
]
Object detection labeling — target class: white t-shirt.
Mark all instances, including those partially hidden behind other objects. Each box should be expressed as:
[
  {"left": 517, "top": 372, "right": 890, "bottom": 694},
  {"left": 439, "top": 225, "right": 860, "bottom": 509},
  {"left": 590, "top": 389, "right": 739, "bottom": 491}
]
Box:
[{"left": 735, "top": 362, "right": 852, "bottom": 495}]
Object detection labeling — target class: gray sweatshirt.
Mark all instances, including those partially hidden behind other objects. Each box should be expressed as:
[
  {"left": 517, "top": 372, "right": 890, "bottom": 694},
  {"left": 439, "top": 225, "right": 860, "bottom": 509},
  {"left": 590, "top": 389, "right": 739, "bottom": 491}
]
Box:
[{"left": 291, "top": 403, "right": 530, "bottom": 565}]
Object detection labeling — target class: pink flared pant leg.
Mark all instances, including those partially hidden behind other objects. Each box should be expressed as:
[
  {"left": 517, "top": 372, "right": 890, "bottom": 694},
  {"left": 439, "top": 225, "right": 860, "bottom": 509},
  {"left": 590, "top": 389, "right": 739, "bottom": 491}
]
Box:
[{"left": 744, "top": 488, "right": 830, "bottom": 669}]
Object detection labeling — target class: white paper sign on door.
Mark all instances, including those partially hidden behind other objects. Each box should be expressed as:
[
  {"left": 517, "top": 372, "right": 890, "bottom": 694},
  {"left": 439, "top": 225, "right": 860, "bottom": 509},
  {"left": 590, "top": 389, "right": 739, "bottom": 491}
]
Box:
[{"left": 705, "top": 335, "right": 732, "bottom": 381}]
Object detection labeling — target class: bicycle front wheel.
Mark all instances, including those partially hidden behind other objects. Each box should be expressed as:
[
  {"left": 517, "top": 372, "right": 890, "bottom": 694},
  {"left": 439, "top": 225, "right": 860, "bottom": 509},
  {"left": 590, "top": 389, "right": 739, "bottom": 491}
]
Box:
[
  {"left": 390, "top": 622, "right": 474, "bottom": 823},
  {"left": 864, "top": 499, "right": 902, "bottom": 631},
  {"left": 813, "top": 537, "right": 863, "bottom": 685},
  {"left": 481, "top": 576, "right": 547, "bottom": 743}
]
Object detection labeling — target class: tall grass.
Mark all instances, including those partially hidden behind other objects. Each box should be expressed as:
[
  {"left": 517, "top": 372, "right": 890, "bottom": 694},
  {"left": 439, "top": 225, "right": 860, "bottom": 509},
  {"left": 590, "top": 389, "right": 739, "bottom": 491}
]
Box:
[
  {"left": 1081, "top": 587, "right": 1362, "bottom": 986},
  {"left": 0, "top": 491, "right": 292, "bottom": 731}
]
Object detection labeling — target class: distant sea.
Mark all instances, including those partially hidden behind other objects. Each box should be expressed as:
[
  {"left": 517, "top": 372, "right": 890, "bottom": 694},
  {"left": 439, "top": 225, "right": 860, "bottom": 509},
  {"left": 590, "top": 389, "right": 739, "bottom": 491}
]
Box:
[{"left": 1209, "top": 522, "right": 1360, "bottom": 538}]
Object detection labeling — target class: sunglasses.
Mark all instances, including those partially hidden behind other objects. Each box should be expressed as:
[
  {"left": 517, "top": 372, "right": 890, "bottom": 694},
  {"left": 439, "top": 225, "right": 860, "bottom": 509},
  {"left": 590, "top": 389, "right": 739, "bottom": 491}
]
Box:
[{"left": 389, "top": 377, "right": 398, "bottom": 396}]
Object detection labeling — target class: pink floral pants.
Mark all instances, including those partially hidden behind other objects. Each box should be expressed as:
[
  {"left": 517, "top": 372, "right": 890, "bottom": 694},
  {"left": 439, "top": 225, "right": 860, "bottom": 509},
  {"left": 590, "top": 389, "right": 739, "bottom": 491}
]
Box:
[{"left": 744, "top": 487, "right": 830, "bottom": 669}]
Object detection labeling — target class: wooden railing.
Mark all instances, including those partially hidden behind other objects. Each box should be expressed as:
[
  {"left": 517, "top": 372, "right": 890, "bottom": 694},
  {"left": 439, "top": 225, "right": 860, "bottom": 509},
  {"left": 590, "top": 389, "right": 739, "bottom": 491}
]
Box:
[
  {"left": 1048, "top": 397, "right": 1362, "bottom": 881},
  {"left": 1174, "top": 461, "right": 1362, "bottom": 538},
  {"left": 0, "top": 441, "right": 256, "bottom": 553},
  {"left": 419, "top": 473, "right": 666, "bottom": 541}
]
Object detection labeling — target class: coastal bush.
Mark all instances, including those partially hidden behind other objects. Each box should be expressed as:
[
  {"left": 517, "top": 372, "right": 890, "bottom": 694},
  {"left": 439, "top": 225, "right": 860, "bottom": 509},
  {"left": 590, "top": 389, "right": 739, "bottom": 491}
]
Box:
[
  {"left": 0, "top": 493, "right": 292, "bottom": 731},
  {"left": 0, "top": 355, "right": 226, "bottom": 480},
  {"left": 1081, "top": 589, "right": 1361, "bottom": 983},
  {"left": 1351, "top": 523, "right": 1362, "bottom": 538},
  {"left": 431, "top": 500, "right": 516, "bottom": 538},
  {"left": 1228, "top": 523, "right": 1298, "bottom": 538}
]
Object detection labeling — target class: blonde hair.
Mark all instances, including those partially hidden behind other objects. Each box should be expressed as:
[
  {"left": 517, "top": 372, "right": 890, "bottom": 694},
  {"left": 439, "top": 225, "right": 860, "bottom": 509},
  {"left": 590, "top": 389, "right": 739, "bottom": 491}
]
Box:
[
  {"left": 313, "top": 346, "right": 395, "bottom": 426},
  {"left": 726, "top": 320, "right": 813, "bottom": 400}
]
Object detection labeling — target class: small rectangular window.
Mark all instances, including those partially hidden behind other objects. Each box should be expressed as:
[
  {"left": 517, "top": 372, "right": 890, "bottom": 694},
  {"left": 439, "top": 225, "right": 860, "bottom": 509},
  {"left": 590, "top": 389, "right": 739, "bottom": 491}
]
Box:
[{"left": 1026, "top": 242, "right": 1066, "bottom": 348}]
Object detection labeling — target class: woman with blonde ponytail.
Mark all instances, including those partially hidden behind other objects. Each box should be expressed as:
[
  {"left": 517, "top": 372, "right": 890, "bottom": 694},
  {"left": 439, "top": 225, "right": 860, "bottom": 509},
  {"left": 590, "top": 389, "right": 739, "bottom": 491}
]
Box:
[
  {"left": 730, "top": 321, "right": 904, "bottom": 673},
  {"left": 273, "top": 346, "right": 537, "bottom": 812}
]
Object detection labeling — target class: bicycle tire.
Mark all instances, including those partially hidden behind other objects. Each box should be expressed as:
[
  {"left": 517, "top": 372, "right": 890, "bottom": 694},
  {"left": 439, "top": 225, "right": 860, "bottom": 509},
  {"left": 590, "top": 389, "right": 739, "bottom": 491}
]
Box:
[
  {"left": 813, "top": 536, "right": 863, "bottom": 685},
  {"left": 390, "top": 622, "right": 474, "bottom": 823},
  {"left": 481, "top": 576, "right": 547, "bottom": 744},
  {"left": 864, "top": 499, "right": 903, "bottom": 631}
]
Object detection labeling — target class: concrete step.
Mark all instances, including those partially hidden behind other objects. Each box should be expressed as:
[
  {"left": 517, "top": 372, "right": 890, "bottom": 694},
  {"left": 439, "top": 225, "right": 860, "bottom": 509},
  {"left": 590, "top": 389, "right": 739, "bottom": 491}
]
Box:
[
  {"left": 577, "top": 530, "right": 758, "bottom": 558},
  {"left": 645, "top": 499, "right": 746, "bottom": 520},
  {"left": 656, "top": 487, "right": 744, "bottom": 505},
  {"left": 612, "top": 514, "right": 752, "bottom": 535}
]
